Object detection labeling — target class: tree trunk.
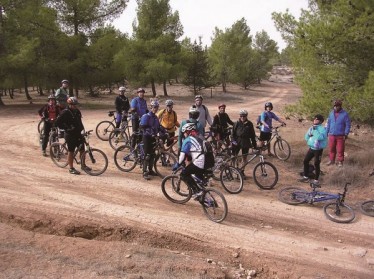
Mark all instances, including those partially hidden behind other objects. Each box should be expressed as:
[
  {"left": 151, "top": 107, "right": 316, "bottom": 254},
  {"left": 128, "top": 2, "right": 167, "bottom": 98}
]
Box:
[
  {"left": 151, "top": 80, "right": 156, "bottom": 97},
  {"left": 75, "top": 87, "right": 79, "bottom": 98},
  {"left": 9, "top": 88, "right": 14, "bottom": 99},
  {"left": 0, "top": 95, "right": 4, "bottom": 106},
  {"left": 163, "top": 80, "right": 168, "bottom": 96},
  {"left": 38, "top": 85, "right": 44, "bottom": 96},
  {"left": 24, "top": 74, "right": 32, "bottom": 100}
]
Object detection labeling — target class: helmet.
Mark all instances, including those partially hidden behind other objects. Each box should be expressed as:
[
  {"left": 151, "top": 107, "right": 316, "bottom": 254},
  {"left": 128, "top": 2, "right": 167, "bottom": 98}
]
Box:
[
  {"left": 48, "top": 94, "right": 56, "bottom": 100},
  {"left": 265, "top": 102, "right": 273, "bottom": 109},
  {"left": 61, "top": 79, "right": 69, "bottom": 84},
  {"left": 194, "top": 95, "right": 203, "bottom": 100},
  {"left": 218, "top": 103, "right": 226, "bottom": 109},
  {"left": 119, "top": 86, "right": 126, "bottom": 92},
  {"left": 67, "top": 96, "right": 79, "bottom": 105},
  {"left": 150, "top": 100, "right": 159, "bottom": 108},
  {"left": 239, "top": 109, "right": 248, "bottom": 116},
  {"left": 314, "top": 114, "right": 324, "bottom": 123},
  {"left": 181, "top": 123, "right": 197, "bottom": 133},
  {"left": 165, "top": 99, "right": 173, "bottom": 106},
  {"left": 189, "top": 105, "right": 200, "bottom": 119},
  {"left": 137, "top": 88, "right": 145, "bottom": 93},
  {"left": 334, "top": 99, "right": 342, "bottom": 107}
]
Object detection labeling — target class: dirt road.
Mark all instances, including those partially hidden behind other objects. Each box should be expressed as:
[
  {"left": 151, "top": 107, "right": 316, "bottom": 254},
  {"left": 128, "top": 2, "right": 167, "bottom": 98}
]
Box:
[{"left": 0, "top": 81, "right": 373, "bottom": 279}]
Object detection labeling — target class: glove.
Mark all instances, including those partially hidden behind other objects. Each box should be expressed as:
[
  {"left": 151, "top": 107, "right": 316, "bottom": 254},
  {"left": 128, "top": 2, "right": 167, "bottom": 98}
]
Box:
[
  {"left": 172, "top": 163, "right": 180, "bottom": 171},
  {"left": 232, "top": 140, "right": 237, "bottom": 146}
]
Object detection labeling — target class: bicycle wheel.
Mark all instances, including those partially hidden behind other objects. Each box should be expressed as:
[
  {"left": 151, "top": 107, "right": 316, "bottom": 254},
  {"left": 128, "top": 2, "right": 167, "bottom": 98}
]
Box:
[
  {"left": 253, "top": 162, "right": 278, "bottom": 190},
  {"left": 96, "top": 121, "right": 115, "bottom": 141},
  {"left": 323, "top": 202, "right": 355, "bottom": 223},
  {"left": 169, "top": 140, "right": 179, "bottom": 157},
  {"left": 200, "top": 188, "right": 228, "bottom": 223},
  {"left": 154, "top": 151, "right": 177, "bottom": 178},
  {"left": 109, "top": 130, "right": 129, "bottom": 150},
  {"left": 50, "top": 142, "right": 69, "bottom": 168},
  {"left": 37, "top": 119, "right": 44, "bottom": 134},
  {"left": 113, "top": 145, "right": 137, "bottom": 172},
  {"left": 359, "top": 200, "right": 374, "bottom": 217},
  {"left": 278, "top": 187, "right": 309, "bottom": 205},
  {"left": 220, "top": 166, "right": 244, "bottom": 194},
  {"left": 273, "top": 138, "right": 291, "bottom": 161},
  {"left": 81, "top": 148, "right": 108, "bottom": 176},
  {"left": 161, "top": 175, "right": 192, "bottom": 204},
  {"left": 212, "top": 154, "right": 230, "bottom": 181}
]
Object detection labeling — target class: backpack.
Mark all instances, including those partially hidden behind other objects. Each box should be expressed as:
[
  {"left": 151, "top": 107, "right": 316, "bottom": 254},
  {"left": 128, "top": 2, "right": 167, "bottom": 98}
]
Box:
[
  {"left": 193, "top": 136, "right": 215, "bottom": 169},
  {"left": 257, "top": 112, "right": 269, "bottom": 126}
]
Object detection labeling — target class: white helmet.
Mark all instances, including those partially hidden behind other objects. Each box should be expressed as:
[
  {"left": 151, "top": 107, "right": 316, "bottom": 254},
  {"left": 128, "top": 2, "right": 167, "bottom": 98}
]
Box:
[
  {"left": 119, "top": 86, "right": 126, "bottom": 92},
  {"left": 239, "top": 109, "right": 248, "bottom": 116},
  {"left": 181, "top": 123, "right": 197, "bottom": 133},
  {"left": 165, "top": 99, "right": 173, "bottom": 106},
  {"left": 150, "top": 100, "right": 160, "bottom": 108}
]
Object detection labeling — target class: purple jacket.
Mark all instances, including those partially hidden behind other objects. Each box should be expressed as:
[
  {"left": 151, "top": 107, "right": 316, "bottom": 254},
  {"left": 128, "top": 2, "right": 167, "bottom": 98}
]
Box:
[{"left": 326, "top": 109, "right": 351, "bottom": 136}]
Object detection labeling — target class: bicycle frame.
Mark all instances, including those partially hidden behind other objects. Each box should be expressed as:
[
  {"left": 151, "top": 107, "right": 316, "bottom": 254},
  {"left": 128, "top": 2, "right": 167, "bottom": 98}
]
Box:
[
  {"left": 296, "top": 182, "right": 349, "bottom": 204},
  {"left": 231, "top": 149, "right": 264, "bottom": 170}
]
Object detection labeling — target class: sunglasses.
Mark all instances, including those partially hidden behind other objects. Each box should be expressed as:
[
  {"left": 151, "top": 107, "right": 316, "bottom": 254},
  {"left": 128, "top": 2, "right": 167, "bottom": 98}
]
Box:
[{"left": 239, "top": 115, "right": 247, "bottom": 117}]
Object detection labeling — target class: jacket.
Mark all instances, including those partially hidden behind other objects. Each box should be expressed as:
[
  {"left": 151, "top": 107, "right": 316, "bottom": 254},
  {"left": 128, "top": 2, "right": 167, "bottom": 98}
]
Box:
[
  {"left": 212, "top": 112, "right": 234, "bottom": 134},
  {"left": 232, "top": 120, "right": 257, "bottom": 149},
  {"left": 140, "top": 111, "right": 165, "bottom": 137},
  {"left": 326, "top": 109, "right": 351, "bottom": 136},
  {"left": 115, "top": 95, "right": 130, "bottom": 113},
  {"left": 178, "top": 119, "right": 204, "bottom": 148},
  {"left": 305, "top": 124, "right": 327, "bottom": 150},
  {"left": 130, "top": 97, "right": 148, "bottom": 119},
  {"left": 157, "top": 109, "right": 180, "bottom": 132},
  {"left": 55, "top": 108, "right": 84, "bottom": 136},
  {"left": 260, "top": 111, "right": 280, "bottom": 133},
  {"left": 38, "top": 104, "right": 61, "bottom": 122}
]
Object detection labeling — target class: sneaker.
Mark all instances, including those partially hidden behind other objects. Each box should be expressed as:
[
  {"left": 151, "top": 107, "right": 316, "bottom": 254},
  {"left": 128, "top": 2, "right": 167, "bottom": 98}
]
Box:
[
  {"left": 267, "top": 153, "right": 275, "bottom": 157},
  {"left": 82, "top": 166, "right": 92, "bottom": 172},
  {"left": 69, "top": 168, "right": 81, "bottom": 175},
  {"left": 298, "top": 176, "right": 309, "bottom": 183},
  {"left": 192, "top": 191, "right": 203, "bottom": 200},
  {"left": 311, "top": 179, "right": 320, "bottom": 186},
  {"left": 42, "top": 150, "right": 47, "bottom": 157},
  {"left": 337, "top": 161, "right": 343, "bottom": 167},
  {"left": 326, "top": 161, "right": 335, "bottom": 166},
  {"left": 143, "top": 172, "right": 150, "bottom": 180},
  {"left": 148, "top": 170, "right": 158, "bottom": 176}
]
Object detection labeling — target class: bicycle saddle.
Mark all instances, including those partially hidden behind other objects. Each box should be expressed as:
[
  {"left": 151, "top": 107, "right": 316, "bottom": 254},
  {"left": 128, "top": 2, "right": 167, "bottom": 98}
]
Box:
[{"left": 310, "top": 182, "right": 321, "bottom": 189}]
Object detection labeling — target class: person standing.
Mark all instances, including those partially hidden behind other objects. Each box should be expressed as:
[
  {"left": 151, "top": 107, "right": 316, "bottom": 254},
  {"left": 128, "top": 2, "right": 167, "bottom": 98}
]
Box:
[
  {"left": 55, "top": 97, "right": 85, "bottom": 175},
  {"left": 194, "top": 95, "right": 212, "bottom": 132},
  {"left": 156, "top": 99, "right": 180, "bottom": 146},
  {"left": 326, "top": 99, "right": 351, "bottom": 167},
  {"left": 299, "top": 114, "right": 327, "bottom": 185},
  {"left": 259, "top": 102, "right": 286, "bottom": 156},
  {"left": 38, "top": 95, "right": 61, "bottom": 156},
  {"left": 129, "top": 88, "right": 148, "bottom": 148},
  {"left": 55, "top": 79, "right": 69, "bottom": 109},
  {"left": 115, "top": 86, "right": 130, "bottom": 129},
  {"left": 211, "top": 103, "right": 234, "bottom": 146}
]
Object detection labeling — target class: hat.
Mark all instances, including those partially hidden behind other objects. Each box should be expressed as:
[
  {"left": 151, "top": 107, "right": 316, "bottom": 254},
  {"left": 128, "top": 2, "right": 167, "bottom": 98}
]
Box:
[
  {"left": 137, "top": 88, "right": 145, "bottom": 93},
  {"left": 194, "top": 95, "right": 203, "bottom": 100},
  {"left": 61, "top": 79, "right": 69, "bottom": 84}
]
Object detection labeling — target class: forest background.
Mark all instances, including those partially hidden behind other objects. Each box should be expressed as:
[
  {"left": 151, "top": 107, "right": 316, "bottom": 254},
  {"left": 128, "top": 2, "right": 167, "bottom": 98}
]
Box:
[{"left": 0, "top": 0, "right": 373, "bottom": 124}]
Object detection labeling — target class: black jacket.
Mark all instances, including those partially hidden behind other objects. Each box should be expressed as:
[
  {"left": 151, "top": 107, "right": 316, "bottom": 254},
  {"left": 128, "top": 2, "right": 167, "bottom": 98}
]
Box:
[
  {"left": 232, "top": 120, "right": 257, "bottom": 149},
  {"left": 55, "top": 108, "right": 84, "bottom": 136},
  {"left": 115, "top": 95, "right": 130, "bottom": 113}
]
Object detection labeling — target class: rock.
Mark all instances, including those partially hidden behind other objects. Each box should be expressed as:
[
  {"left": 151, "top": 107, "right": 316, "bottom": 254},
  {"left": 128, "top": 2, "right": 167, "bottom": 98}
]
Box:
[
  {"left": 248, "top": 269, "right": 256, "bottom": 276},
  {"left": 232, "top": 252, "right": 239, "bottom": 258},
  {"left": 263, "top": 225, "right": 273, "bottom": 229},
  {"left": 125, "top": 254, "right": 131, "bottom": 258},
  {"left": 207, "top": 258, "right": 213, "bottom": 263},
  {"left": 351, "top": 248, "right": 367, "bottom": 257},
  {"left": 338, "top": 239, "right": 343, "bottom": 243}
]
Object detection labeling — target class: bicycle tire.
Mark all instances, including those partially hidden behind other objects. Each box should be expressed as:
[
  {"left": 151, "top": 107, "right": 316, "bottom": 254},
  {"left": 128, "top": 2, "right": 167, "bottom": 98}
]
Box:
[
  {"left": 323, "top": 202, "right": 355, "bottom": 223},
  {"left": 81, "top": 148, "right": 108, "bottom": 176},
  {"left": 359, "top": 200, "right": 374, "bottom": 217},
  {"left": 253, "top": 161, "right": 278, "bottom": 190},
  {"left": 96, "top": 121, "right": 115, "bottom": 141},
  {"left": 278, "top": 187, "right": 309, "bottom": 205},
  {"left": 220, "top": 166, "right": 244, "bottom": 194},
  {"left": 108, "top": 130, "right": 129, "bottom": 150},
  {"left": 169, "top": 140, "right": 179, "bottom": 157},
  {"left": 200, "top": 188, "right": 228, "bottom": 223},
  {"left": 154, "top": 151, "right": 177, "bottom": 178},
  {"left": 161, "top": 175, "right": 192, "bottom": 204},
  {"left": 273, "top": 138, "right": 291, "bottom": 161},
  {"left": 212, "top": 154, "right": 230, "bottom": 181},
  {"left": 37, "top": 119, "right": 44, "bottom": 134},
  {"left": 50, "top": 142, "right": 69, "bottom": 168},
  {"left": 113, "top": 145, "right": 137, "bottom": 172}
]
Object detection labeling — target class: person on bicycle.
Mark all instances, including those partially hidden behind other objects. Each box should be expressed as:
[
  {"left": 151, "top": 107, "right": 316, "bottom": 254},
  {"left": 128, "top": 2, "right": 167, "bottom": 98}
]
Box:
[
  {"left": 232, "top": 110, "right": 257, "bottom": 164},
  {"left": 299, "top": 114, "right": 327, "bottom": 185},
  {"left": 140, "top": 99, "right": 166, "bottom": 180},
  {"left": 55, "top": 79, "right": 69, "bottom": 109},
  {"left": 259, "top": 102, "right": 286, "bottom": 156},
  {"left": 115, "top": 86, "right": 130, "bottom": 129},
  {"left": 211, "top": 103, "right": 234, "bottom": 146},
  {"left": 178, "top": 106, "right": 204, "bottom": 150},
  {"left": 194, "top": 95, "right": 213, "bottom": 132},
  {"left": 156, "top": 99, "right": 180, "bottom": 147},
  {"left": 173, "top": 123, "right": 205, "bottom": 199},
  {"left": 129, "top": 88, "right": 148, "bottom": 148},
  {"left": 38, "top": 95, "right": 61, "bottom": 156},
  {"left": 55, "top": 96, "right": 85, "bottom": 175}
]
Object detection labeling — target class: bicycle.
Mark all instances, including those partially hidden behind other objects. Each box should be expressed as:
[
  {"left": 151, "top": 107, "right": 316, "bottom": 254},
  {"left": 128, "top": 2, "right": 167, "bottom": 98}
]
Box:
[
  {"left": 204, "top": 127, "right": 232, "bottom": 156},
  {"left": 230, "top": 149, "right": 279, "bottom": 190},
  {"left": 359, "top": 200, "right": 374, "bottom": 217},
  {"left": 113, "top": 135, "right": 177, "bottom": 178},
  {"left": 278, "top": 182, "right": 355, "bottom": 223},
  {"left": 96, "top": 111, "right": 131, "bottom": 141},
  {"left": 49, "top": 130, "right": 108, "bottom": 176},
  {"left": 161, "top": 166, "right": 228, "bottom": 223},
  {"left": 258, "top": 124, "right": 291, "bottom": 161},
  {"left": 108, "top": 114, "right": 132, "bottom": 150}
]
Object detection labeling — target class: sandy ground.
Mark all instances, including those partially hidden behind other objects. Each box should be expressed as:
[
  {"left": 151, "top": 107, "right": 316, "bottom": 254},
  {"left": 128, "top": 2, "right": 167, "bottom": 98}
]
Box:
[{"left": 0, "top": 80, "right": 373, "bottom": 279}]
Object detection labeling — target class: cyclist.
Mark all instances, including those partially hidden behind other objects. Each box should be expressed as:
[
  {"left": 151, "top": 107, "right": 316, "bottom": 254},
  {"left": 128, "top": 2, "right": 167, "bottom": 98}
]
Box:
[
  {"left": 114, "top": 86, "right": 130, "bottom": 129},
  {"left": 156, "top": 99, "right": 180, "bottom": 146},
  {"left": 178, "top": 106, "right": 204, "bottom": 150},
  {"left": 129, "top": 88, "right": 148, "bottom": 149},
  {"left": 173, "top": 123, "right": 205, "bottom": 199},
  {"left": 55, "top": 97, "right": 85, "bottom": 175},
  {"left": 259, "top": 102, "right": 286, "bottom": 156},
  {"left": 194, "top": 95, "right": 213, "bottom": 132},
  {"left": 55, "top": 79, "right": 69, "bottom": 109},
  {"left": 38, "top": 95, "right": 61, "bottom": 156},
  {"left": 140, "top": 99, "right": 166, "bottom": 180},
  {"left": 211, "top": 103, "right": 234, "bottom": 146},
  {"left": 232, "top": 110, "right": 257, "bottom": 164},
  {"left": 299, "top": 114, "right": 327, "bottom": 185}
]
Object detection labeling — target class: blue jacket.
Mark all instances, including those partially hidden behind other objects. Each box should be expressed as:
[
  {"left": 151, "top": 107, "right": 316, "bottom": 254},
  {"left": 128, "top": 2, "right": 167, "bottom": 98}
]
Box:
[
  {"left": 130, "top": 97, "right": 148, "bottom": 118},
  {"left": 140, "top": 111, "right": 165, "bottom": 137},
  {"left": 305, "top": 124, "right": 327, "bottom": 150},
  {"left": 178, "top": 119, "right": 204, "bottom": 148},
  {"left": 260, "top": 111, "right": 280, "bottom": 133},
  {"left": 326, "top": 109, "right": 351, "bottom": 136},
  {"left": 179, "top": 136, "right": 204, "bottom": 169}
]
